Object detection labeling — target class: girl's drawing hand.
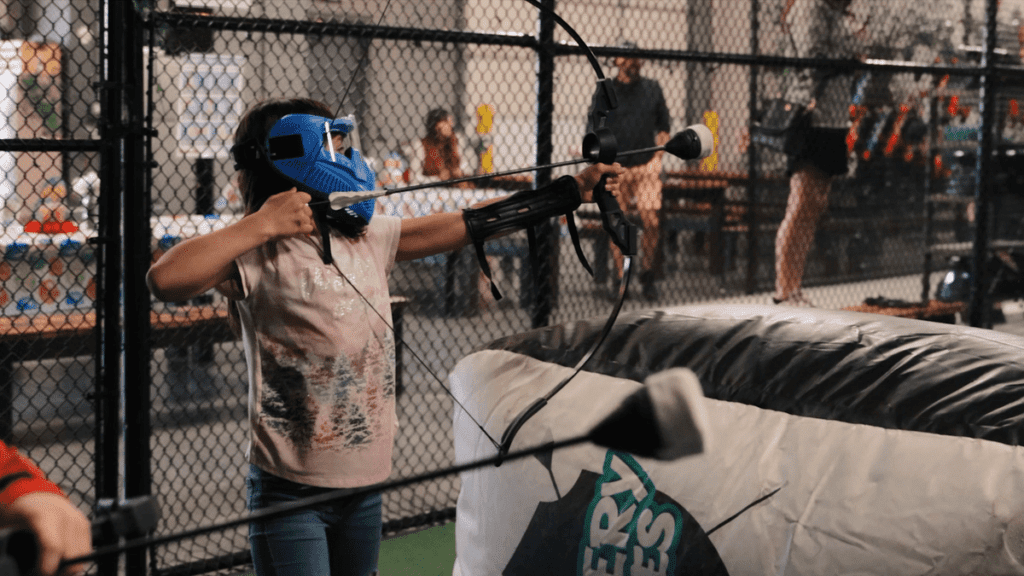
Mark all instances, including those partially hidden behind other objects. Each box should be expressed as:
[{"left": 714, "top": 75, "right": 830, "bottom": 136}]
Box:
[{"left": 258, "top": 188, "right": 316, "bottom": 240}]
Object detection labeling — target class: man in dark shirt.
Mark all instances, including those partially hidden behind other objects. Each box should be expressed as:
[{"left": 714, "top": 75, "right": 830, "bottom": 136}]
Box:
[{"left": 587, "top": 42, "right": 671, "bottom": 300}]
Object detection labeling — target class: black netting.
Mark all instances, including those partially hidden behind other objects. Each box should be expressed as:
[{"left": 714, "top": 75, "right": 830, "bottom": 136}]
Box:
[
  {"left": 3, "top": 0, "right": 1024, "bottom": 574},
  {"left": 2, "top": 0, "right": 102, "bottom": 562}
]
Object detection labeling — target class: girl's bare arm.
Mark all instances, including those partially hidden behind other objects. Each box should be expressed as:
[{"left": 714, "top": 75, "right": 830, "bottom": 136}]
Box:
[
  {"left": 396, "top": 163, "right": 622, "bottom": 261},
  {"left": 147, "top": 189, "right": 315, "bottom": 302}
]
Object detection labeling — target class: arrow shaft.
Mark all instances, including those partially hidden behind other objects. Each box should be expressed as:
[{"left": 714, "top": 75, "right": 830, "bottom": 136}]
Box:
[
  {"left": 386, "top": 156, "right": 587, "bottom": 195},
  {"left": 316, "top": 146, "right": 665, "bottom": 208}
]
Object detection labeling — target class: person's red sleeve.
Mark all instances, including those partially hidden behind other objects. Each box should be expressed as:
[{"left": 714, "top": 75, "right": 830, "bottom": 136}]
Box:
[{"left": 0, "top": 440, "right": 64, "bottom": 507}]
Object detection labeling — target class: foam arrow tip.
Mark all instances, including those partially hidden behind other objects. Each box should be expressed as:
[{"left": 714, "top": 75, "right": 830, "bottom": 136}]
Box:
[
  {"left": 665, "top": 125, "right": 716, "bottom": 161},
  {"left": 588, "top": 367, "right": 711, "bottom": 461},
  {"left": 328, "top": 190, "right": 385, "bottom": 210}
]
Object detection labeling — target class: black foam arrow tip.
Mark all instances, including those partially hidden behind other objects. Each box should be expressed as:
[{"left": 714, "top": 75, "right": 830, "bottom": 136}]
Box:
[{"left": 665, "top": 125, "right": 715, "bottom": 160}]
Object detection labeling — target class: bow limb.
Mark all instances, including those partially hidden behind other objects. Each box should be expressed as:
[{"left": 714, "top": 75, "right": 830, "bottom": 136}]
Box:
[
  {"left": 328, "top": 0, "right": 635, "bottom": 461},
  {"left": 519, "top": 0, "right": 606, "bottom": 81},
  {"left": 495, "top": 0, "right": 637, "bottom": 463}
]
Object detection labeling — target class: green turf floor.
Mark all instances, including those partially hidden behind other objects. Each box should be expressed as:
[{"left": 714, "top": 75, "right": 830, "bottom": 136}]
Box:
[{"left": 379, "top": 521, "right": 457, "bottom": 575}]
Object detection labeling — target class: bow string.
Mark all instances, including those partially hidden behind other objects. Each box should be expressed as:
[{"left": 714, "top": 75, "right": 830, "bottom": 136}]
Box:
[
  {"left": 494, "top": 0, "right": 636, "bottom": 462},
  {"left": 0, "top": 6, "right": 645, "bottom": 572},
  {"left": 328, "top": 0, "right": 636, "bottom": 460}
]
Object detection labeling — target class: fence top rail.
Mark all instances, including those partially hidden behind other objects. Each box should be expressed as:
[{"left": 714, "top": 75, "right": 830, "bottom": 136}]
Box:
[
  {"left": 147, "top": 11, "right": 538, "bottom": 48},
  {"left": 0, "top": 139, "right": 103, "bottom": 153},
  {"left": 147, "top": 10, "right": 1024, "bottom": 80}
]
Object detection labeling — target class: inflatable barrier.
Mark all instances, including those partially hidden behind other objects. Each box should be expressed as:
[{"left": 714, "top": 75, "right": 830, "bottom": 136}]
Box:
[{"left": 450, "top": 304, "right": 1024, "bottom": 575}]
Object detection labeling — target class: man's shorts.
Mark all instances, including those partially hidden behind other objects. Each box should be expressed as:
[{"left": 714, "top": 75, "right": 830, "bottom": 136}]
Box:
[
  {"left": 787, "top": 127, "right": 848, "bottom": 177},
  {"left": 619, "top": 157, "right": 664, "bottom": 211}
]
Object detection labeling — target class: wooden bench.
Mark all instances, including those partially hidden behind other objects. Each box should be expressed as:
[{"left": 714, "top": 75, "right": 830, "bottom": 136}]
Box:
[
  {"left": 577, "top": 170, "right": 753, "bottom": 281},
  {"left": 0, "top": 297, "right": 411, "bottom": 441},
  {"left": 0, "top": 305, "right": 233, "bottom": 441},
  {"left": 661, "top": 176, "right": 737, "bottom": 276}
]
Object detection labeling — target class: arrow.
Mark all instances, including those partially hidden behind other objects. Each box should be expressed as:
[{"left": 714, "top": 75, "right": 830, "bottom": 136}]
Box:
[{"left": 323, "top": 125, "right": 715, "bottom": 210}]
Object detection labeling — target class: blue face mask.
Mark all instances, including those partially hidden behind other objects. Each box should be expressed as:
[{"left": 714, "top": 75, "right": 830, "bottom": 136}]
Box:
[{"left": 265, "top": 113, "right": 377, "bottom": 223}]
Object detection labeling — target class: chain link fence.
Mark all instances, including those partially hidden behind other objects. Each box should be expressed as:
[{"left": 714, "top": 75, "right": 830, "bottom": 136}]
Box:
[
  {"left": 3, "top": 0, "right": 1024, "bottom": 574},
  {"left": 1, "top": 0, "right": 105, "bottom": 572}
]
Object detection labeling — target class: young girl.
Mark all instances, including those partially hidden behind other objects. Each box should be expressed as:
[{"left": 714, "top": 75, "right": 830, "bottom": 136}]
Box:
[{"left": 146, "top": 97, "right": 621, "bottom": 576}]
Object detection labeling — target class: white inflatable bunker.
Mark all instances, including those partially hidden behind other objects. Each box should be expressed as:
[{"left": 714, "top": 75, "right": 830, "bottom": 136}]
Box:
[{"left": 449, "top": 304, "right": 1024, "bottom": 576}]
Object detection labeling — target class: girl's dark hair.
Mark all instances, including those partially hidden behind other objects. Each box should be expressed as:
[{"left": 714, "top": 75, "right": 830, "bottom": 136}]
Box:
[{"left": 235, "top": 98, "right": 331, "bottom": 214}]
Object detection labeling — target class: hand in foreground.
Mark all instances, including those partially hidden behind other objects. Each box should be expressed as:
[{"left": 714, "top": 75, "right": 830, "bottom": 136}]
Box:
[
  {"left": 575, "top": 163, "right": 625, "bottom": 203},
  {"left": 2, "top": 492, "right": 92, "bottom": 576},
  {"left": 255, "top": 188, "right": 316, "bottom": 240}
]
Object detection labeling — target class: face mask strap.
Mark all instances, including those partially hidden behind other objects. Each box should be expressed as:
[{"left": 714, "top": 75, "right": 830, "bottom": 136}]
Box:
[{"left": 229, "top": 139, "right": 264, "bottom": 171}]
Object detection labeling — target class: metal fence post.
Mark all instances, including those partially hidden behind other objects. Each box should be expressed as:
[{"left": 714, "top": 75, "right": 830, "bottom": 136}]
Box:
[
  {"left": 96, "top": 1, "right": 125, "bottom": 574},
  {"left": 745, "top": 0, "right": 761, "bottom": 295},
  {"left": 122, "top": 3, "right": 155, "bottom": 574},
  {"left": 531, "top": 0, "right": 557, "bottom": 329},
  {"left": 968, "top": 0, "right": 998, "bottom": 327}
]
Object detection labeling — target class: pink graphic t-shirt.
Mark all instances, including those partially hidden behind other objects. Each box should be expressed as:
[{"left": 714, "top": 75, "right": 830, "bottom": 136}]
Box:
[{"left": 234, "top": 216, "right": 402, "bottom": 488}]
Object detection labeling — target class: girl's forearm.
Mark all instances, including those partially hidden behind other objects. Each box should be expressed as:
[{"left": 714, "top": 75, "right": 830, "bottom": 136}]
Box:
[
  {"left": 147, "top": 213, "right": 271, "bottom": 302},
  {"left": 396, "top": 211, "right": 470, "bottom": 261}
]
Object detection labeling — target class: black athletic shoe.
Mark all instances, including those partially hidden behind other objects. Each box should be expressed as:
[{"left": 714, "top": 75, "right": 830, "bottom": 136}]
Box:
[
  {"left": 642, "top": 282, "right": 659, "bottom": 301},
  {"left": 640, "top": 271, "right": 659, "bottom": 302}
]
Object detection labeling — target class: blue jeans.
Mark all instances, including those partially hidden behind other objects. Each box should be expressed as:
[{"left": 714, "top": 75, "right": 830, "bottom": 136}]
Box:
[{"left": 246, "top": 464, "right": 382, "bottom": 576}]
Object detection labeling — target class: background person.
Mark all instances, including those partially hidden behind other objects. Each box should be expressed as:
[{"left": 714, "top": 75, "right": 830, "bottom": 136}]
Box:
[
  {"left": 406, "top": 108, "right": 472, "bottom": 188},
  {"left": 586, "top": 41, "right": 671, "bottom": 301},
  {"left": 773, "top": 0, "right": 866, "bottom": 306},
  {"left": 404, "top": 108, "right": 495, "bottom": 309}
]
